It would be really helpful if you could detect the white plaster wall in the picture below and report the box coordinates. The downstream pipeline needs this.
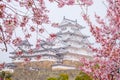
[52,65,76,70]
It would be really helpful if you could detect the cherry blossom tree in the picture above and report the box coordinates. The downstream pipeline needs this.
[0,0,58,52]
[77,0,120,79]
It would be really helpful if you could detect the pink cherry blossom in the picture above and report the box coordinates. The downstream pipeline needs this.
[51,23,59,27]
[30,26,35,32]
[39,28,44,33]
[36,55,41,60]
[24,58,31,62]
[12,37,22,46]
[25,34,31,38]
[0,4,5,18]
[28,49,33,54]
[66,0,75,5]
[35,44,41,49]
[49,0,54,2]
[50,33,56,39]
[80,0,93,6]
[16,51,23,55]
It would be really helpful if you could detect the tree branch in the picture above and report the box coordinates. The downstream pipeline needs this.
[0,25,7,52]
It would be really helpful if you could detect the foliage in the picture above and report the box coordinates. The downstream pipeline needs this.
[47,77,57,80]
[47,73,68,80]
[47,72,93,80]
[75,71,93,80]
[0,71,5,79]
[0,71,12,80]
[57,73,68,80]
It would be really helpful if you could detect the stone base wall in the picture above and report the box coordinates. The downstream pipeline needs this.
[12,68,80,80]
[14,60,81,70]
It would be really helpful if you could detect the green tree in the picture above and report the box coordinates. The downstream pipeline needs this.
[58,73,68,80]
[47,73,69,80]
[5,72,12,80]
[47,77,57,80]
[0,71,12,80]
[0,71,6,80]
[75,71,93,80]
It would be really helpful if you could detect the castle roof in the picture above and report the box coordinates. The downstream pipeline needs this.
[57,31,89,38]
[20,54,56,58]
[62,39,91,45]
[59,17,85,29]
[59,23,85,29]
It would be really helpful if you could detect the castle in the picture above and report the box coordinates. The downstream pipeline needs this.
[9,17,93,70]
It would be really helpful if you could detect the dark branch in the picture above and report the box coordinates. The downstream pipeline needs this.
[0,25,7,52]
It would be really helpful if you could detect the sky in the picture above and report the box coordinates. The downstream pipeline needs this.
[0,0,107,63]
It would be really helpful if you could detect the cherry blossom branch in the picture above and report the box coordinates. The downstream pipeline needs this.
[0,25,7,52]
[2,1,28,17]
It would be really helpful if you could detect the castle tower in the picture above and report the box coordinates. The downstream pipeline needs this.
[52,17,93,70]
[54,17,92,61]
